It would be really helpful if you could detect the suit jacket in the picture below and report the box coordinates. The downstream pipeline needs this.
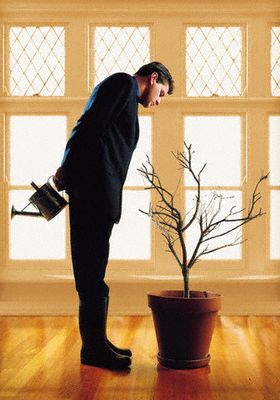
[61,73,139,223]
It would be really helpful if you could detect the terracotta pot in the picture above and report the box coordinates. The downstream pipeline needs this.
[148,290,222,369]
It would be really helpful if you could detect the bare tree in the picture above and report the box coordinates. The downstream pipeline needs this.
[138,143,268,298]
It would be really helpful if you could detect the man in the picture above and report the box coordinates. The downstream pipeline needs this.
[54,62,174,370]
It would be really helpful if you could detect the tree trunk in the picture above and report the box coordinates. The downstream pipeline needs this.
[183,267,190,298]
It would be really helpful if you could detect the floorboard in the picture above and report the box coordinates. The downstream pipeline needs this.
[0,316,279,399]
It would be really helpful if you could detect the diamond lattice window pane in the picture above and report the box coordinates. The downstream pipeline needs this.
[94,27,150,85]
[9,26,65,96]
[271,27,280,96]
[186,27,242,96]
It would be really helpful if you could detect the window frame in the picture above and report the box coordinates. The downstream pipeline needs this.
[0,5,279,283]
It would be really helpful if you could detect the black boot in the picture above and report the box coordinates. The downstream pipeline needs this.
[105,296,132,357]
[79,298,131,370]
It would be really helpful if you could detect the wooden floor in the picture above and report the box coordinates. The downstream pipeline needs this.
[0,315,279,400]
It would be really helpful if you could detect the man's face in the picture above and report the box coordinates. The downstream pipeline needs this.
[139,73,169,108]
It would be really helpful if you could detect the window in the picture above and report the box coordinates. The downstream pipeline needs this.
[186,190,242,260]
[271,27,280,96]
[9,116,66,184]
[110,116,152,260]
[8,115,67,260]
[184,116,242,260]
[9,26,65,96]
[269,116,280,259]
[93,26,152,260]
[184,116,241,186]
[93,26,150,85]
[3,21,153,272]
[1,1,279,287]
[10,190,66,259]
[186,27,243,96]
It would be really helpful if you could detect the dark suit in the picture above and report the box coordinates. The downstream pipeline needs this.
[62,72,139,223]
[61,72,139,299]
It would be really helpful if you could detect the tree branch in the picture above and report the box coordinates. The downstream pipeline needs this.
[138,144,268,295]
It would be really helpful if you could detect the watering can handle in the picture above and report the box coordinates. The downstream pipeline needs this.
[48,175,54,183]
[47,175,67,198]
[30,178,66,197]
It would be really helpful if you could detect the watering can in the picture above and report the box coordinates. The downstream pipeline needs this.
[11,178,68,221]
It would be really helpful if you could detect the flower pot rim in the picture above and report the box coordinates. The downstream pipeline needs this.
[147,290,222,300]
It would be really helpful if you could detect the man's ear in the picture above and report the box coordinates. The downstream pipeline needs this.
[150,72,158,84]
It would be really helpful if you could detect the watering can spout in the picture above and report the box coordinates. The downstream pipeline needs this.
[10,178,68,221]
[11,205,43,220]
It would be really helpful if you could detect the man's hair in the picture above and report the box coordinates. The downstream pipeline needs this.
[135,61,174,94]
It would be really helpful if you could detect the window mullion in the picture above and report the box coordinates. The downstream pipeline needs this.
[66,20,89,97]
[247,18,270,97]
[244,109,268,272]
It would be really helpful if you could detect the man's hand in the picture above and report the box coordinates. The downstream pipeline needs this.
[53,167,66,191]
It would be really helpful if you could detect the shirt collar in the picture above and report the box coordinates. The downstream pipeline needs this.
[133,76,140,98]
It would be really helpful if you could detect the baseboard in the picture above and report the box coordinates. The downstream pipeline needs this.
[0,276,279,316]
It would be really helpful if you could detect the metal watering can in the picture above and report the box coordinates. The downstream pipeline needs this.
[11,177,68,221]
